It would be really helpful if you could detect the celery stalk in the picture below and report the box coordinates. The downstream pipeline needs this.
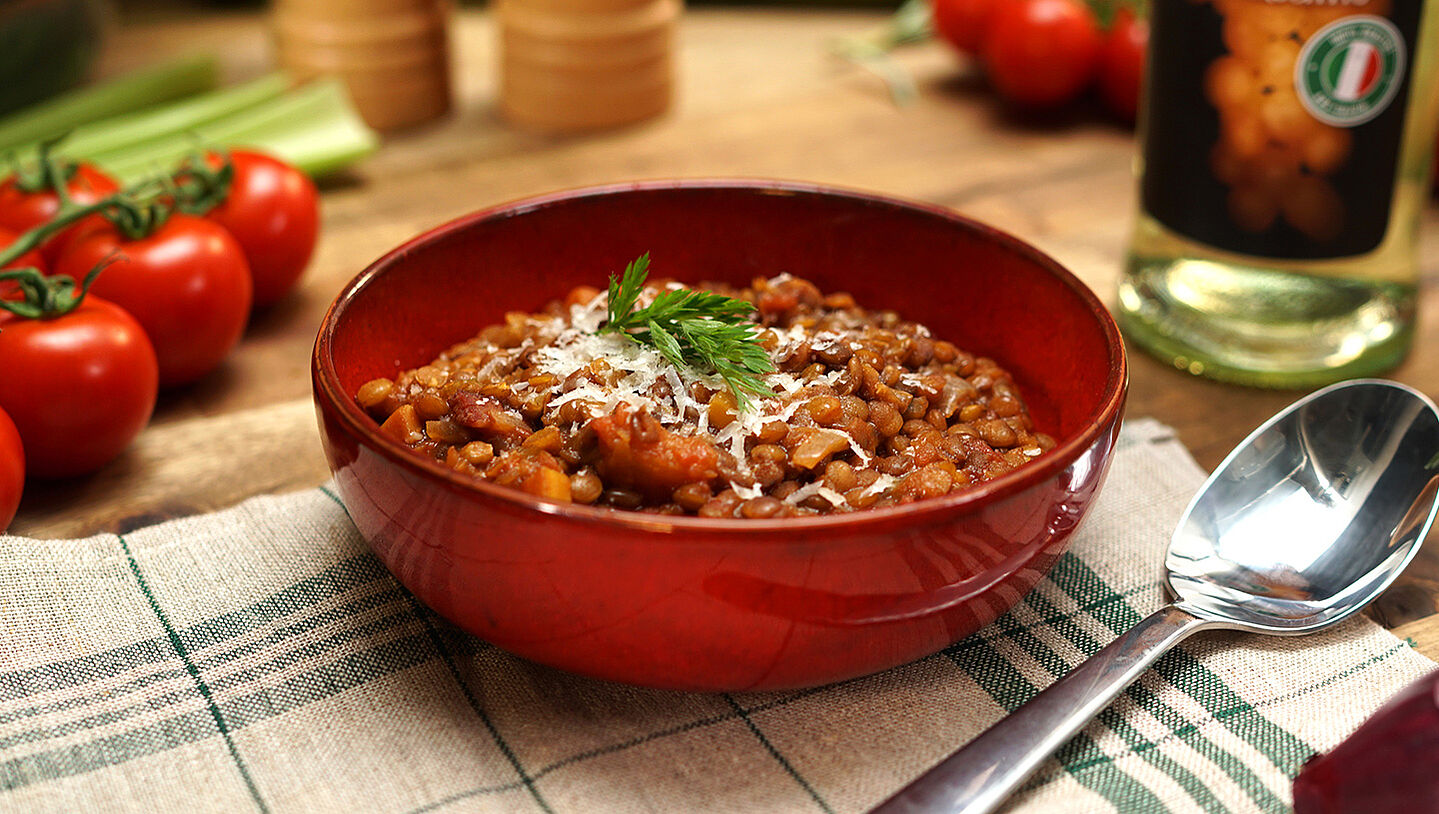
[29,73,290,163]
[0,54,218,151]
[98,79,379,183]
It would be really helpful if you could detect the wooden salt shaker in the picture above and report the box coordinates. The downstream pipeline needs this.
[272,0,452,131]
[497,0,678,132]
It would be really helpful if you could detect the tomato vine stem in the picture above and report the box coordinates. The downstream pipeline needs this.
[0,141,233,319]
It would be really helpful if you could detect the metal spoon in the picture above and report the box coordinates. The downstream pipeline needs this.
[872,378,1439,814]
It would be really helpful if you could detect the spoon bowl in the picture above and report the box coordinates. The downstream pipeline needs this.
[1170,380,1439,633]
[875,379,1439,814]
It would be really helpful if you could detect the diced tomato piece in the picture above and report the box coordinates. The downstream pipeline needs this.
[590,404,720,498]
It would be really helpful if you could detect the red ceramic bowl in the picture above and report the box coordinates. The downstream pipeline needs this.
[312,180,1127,691]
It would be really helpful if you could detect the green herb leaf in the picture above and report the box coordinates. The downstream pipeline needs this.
[606,252,649,329]
[600,253,777,411]
[646,318,686,370]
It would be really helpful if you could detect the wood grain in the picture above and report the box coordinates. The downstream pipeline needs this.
[11,7,1439,656]
[14,399,330,538]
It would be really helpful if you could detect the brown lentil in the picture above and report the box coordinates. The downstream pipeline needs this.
[823,459,858,491]
[806,395,843,426]
[357,378,394,409]
[571,470,603,503]
[414,393,449,420]
[358,274,1054,517]
[870,401,903,437]
[673,482,713,511]
[740,496,784,519]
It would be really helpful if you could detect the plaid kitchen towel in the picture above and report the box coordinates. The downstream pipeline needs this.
[0,418,1433,814]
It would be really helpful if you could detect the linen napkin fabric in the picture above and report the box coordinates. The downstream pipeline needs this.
[0,418,1432,814]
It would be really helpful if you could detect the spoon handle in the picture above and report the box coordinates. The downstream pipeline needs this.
[870,604,1217,814]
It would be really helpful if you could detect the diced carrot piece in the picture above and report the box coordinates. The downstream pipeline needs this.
[380,404,423,444]
[524,467,573,502]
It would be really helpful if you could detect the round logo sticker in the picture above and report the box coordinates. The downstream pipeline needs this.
[1295,15,1406,127]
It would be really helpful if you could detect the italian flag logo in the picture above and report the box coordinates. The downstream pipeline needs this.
[1332,41,1383,102]
[1297,15,1405,127]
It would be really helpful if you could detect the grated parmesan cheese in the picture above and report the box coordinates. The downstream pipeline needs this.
[783,481,849,509]
[377,271,1048,518]
[732,482,764,501]
[860,473,899,498]
[525,284,888,499]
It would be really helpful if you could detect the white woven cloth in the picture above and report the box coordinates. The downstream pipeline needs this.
[0,418,1431,813]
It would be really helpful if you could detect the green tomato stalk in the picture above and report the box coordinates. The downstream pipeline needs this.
[0,142,233,319]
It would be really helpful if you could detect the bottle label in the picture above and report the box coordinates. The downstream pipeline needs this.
[1140,0,1423,259]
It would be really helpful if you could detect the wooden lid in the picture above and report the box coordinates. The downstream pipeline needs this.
[504,0,660,15]
[273,0,445,18]
[271,0,452,130]
[273,7,446,47]
[281,63,451,130]
[496,0,678,42]
[500,18,670,70]
[277,35,449,71]
[499,53,670,131]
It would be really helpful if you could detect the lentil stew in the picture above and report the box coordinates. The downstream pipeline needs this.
[356,274,1055,518]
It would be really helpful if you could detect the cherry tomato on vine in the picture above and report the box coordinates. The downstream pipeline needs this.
[0,227,46,273]
[0,297,158,479]
[0,228,45,302]
[1099,7,1148,124]
[0,406,22,531]
[0,163,118,264]
[982,0,1102,108]
[56,214,253,387]
[932,0,997,57]
[200,149,319,309]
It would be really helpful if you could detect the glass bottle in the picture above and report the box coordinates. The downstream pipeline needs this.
[1119,0,1439,388]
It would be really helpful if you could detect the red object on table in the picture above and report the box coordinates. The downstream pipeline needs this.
[0,163,117,264]
[0,405,22,531]
[1098,8,1148,124]
[982,0,1101,108]
[0,225,47,273]
[933,0,996,57]
[0,296,157,479]
[57,214,252,387]
[312,181,1128,691]
[203,149,319,309]
[1293,669,1439,813]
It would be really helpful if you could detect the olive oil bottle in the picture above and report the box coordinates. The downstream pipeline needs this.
[1119,0,1439,387]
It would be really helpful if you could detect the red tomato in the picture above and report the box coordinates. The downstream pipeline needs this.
[56,214,253,387]
[982,0,1102,108]
[204,150,319,309]
[0,226,45,276]
[1099,8,1148,124]
[0,297,158,479]
[0,164,118,264]
[933,0,997,57]
[0,228,45,302]
[0,405,22,531]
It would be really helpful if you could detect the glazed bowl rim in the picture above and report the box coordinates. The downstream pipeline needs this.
[312,178,1128,535]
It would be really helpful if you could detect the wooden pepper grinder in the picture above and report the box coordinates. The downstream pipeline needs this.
[272,0,452,132]
[497,0,678,132]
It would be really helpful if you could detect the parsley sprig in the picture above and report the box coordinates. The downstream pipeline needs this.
[600,253,776,411]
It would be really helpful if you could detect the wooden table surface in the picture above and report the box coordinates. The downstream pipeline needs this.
[12,7,1439,655]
